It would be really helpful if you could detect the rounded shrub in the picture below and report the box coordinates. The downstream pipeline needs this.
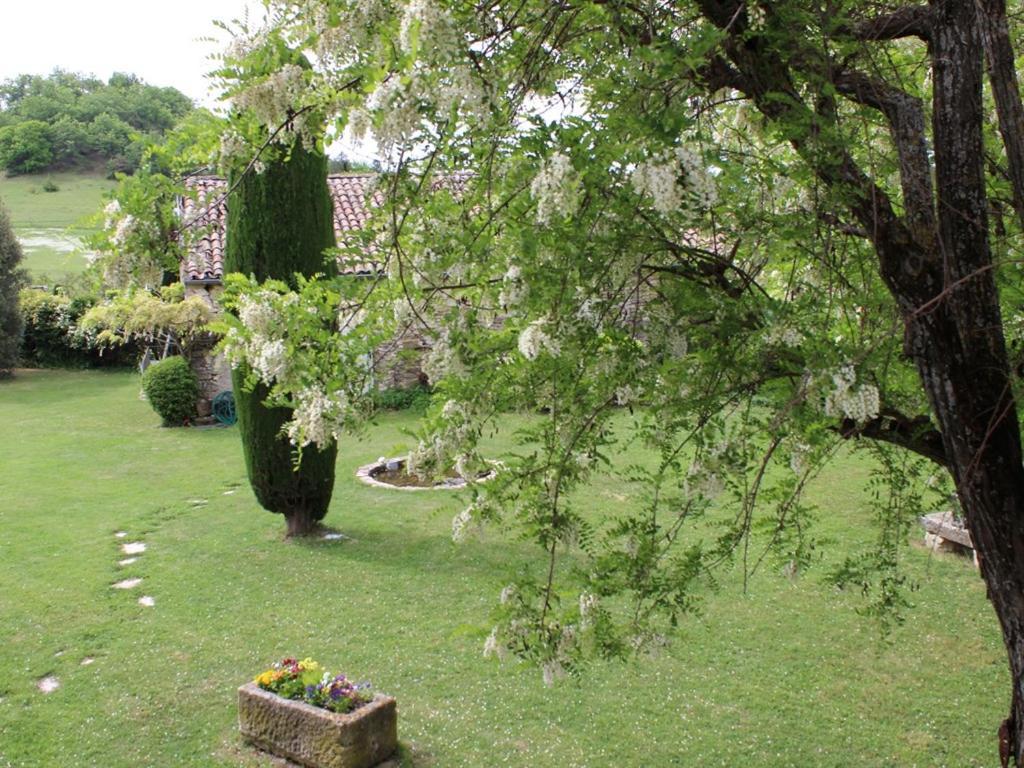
[142,356,198,427]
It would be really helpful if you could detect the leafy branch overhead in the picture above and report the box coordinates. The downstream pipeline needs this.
[202,1,1024,763]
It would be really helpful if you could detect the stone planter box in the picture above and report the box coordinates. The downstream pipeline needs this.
[238,683,397,768]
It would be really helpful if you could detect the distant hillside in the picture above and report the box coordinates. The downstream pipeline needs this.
[0,70,193,177]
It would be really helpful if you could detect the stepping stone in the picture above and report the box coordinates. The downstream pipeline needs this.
[80,657,95,666]
[37,676,59,694]
[223,490,236,495]
[114,531,127,538]
[138,596,155,607]
[118,557,137,567]
[188,499,208,506]
[322,533,348,541]
[121,542,146,555]
[112,578,142,590]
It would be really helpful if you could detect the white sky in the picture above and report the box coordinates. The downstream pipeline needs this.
[1,1,259,109]
[1,2,383,163]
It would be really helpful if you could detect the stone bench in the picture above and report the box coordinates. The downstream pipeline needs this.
[920,510,977,565]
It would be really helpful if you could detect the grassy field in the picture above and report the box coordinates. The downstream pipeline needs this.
[0,369,1008,767]
[0,172,115,282]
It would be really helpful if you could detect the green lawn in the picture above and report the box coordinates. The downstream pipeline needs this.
[0,369,1008,767]
[0,172,115,282]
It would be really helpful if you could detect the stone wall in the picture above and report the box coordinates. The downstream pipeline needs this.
[371,325,430,391]
[184,283,233,415]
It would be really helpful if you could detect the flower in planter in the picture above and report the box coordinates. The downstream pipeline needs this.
[254,657,371,714]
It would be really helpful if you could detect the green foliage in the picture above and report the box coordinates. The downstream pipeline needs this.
[225,146,336,284]
[0,71,193,175]
[211,1,969,673]
[18,288,130,368]
[0,121,54,174]
[86,110,227,290]
[0,202,25,375]
[78,285,215,352]
[41,179,58,193]
[141,355,198,426]
[372,383,432,413]
[225,139,339,530]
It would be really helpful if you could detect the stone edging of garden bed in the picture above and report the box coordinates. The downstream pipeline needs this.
[355,456,496,492]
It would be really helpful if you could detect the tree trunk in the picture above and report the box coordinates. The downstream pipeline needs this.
[977,0,1024,230]
[694,0,1024,761]
[911,3,1024,764]
[285,508,320,538]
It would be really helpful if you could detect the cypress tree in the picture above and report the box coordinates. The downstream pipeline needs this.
[225,144,338,535]
[0,202,25,377]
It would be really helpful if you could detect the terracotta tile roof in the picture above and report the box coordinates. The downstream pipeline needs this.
[181,173,395,282]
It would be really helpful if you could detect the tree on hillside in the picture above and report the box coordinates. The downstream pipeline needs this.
[0,70,193,175]
[0,202,25,376]
[0,120,53,174]
[210,2,1024,762]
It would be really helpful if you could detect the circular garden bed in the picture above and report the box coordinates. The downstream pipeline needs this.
[356,456,495,491]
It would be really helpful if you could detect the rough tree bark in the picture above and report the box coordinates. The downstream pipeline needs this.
[916,5,1024,761]
[693,0,1024,762]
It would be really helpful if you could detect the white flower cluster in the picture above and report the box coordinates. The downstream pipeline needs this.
[631,146,717,214]
[223,292,294,385]
[575,295,602,330]
[615,384,638,406]
[765,323,803,348]
[365,76,425,153]
[482,626,507,659]
[359,70,483,155]
[747,2,767,31]
[310,0,384,68]
[530,153,580,225]
[435,64,486,117]
[399,0,460,60]
[517,319,560,360]
[285,385,347,449]
[407,434,446,477]
[822,365,880,423]
[232,64,309,141]
[225,24,267,62]
[218,130,248,166]
[789,442,810,476]
[423,331,464,382]
[451,503,476,543]
[237,293,280,338]
[253,338,289,382]
[499,264,527,310]
[111,214,137,247]
[103,199,121,228]
[579,591,598,629]
[687,458,724,500]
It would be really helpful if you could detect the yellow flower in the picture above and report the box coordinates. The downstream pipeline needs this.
[255,670,276,687]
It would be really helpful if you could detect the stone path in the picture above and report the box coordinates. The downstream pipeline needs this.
[112,533,153,606]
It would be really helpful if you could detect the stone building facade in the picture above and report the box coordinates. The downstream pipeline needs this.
[179,174,431,412]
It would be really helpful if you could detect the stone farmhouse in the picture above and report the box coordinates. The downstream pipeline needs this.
[178,174,430,415]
